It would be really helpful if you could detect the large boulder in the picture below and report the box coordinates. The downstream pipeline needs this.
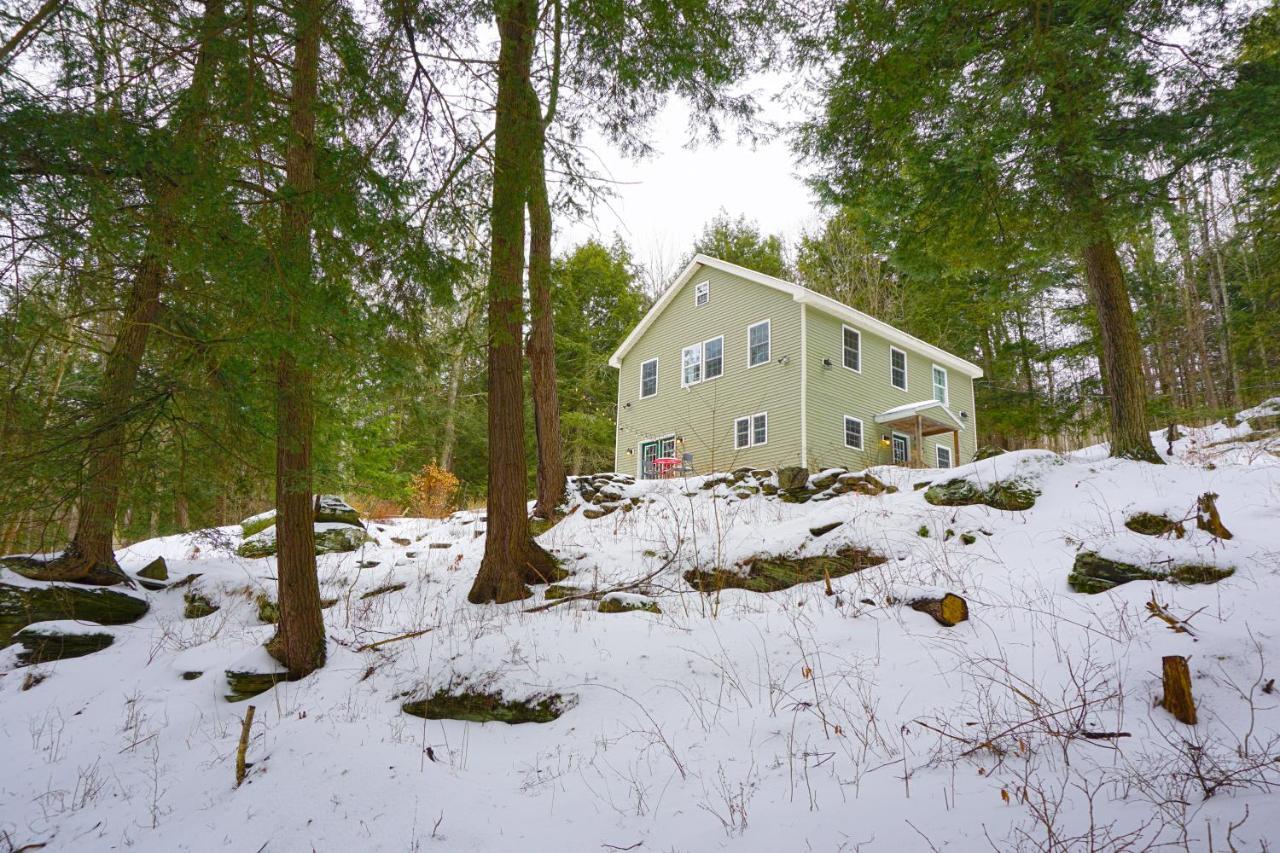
[236,522,371,558]
[13,625,115,666]
[315,495,362,527]
[1067,552,1234,594]
[924,478,1037,511]
[777,466,810,491]
[239,509,277,538]
[0,581,149,647]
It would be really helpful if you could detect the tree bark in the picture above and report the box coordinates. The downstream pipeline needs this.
[527,140,566,520]
[41,0,226,584]
[1172,192,1219,410]
[468,0,558,605]
[267,0,326,677]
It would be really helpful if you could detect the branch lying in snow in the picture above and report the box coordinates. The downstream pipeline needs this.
[356,627,436,652]
[523,556,678,613]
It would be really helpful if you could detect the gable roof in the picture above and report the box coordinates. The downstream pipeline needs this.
[874,400,967,431]
[608,255,984,379]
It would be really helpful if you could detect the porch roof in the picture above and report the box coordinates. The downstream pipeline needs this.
[874,400,966,436]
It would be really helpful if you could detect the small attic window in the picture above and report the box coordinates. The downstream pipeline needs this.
[694,280,710,307]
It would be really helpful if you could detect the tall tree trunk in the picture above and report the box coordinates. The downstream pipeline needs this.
[468,0,558,605]
[527,144,565,520]
[1172,192,1219,410]
[1076,228,1161,462]
[439,298,474,473]
[41,0,226,584]
[1199,177,1241,408]
[268,0,325,677]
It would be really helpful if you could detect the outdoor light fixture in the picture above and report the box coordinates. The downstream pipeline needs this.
[822,358,833,368]
[777,355,790,365]
[626,448,634,456]
[960,411,968,419]
[623,402,632,409]
[881,435,891,446]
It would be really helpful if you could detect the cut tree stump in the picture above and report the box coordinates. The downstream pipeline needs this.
[908,593,969,627]
[1195,493,1232,540]
[1161,655,1197,724]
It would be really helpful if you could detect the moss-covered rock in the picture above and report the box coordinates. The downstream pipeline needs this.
[544,584,594,601]
[13,627,115,665]
[0,582,149,647]
[960,532,977,545]
[833,472,893,496]
[777,466,810,491]
[924,478,1038,511]
[597,595,660,614]
[779,488,817,504]
[1067,551,1235,594]
[402,689,570,724]
[183,591,219,619]
[239,509,276,538]
[237,523,372,558]
[315,495,362,526]
[974,445,1006,460]
[685,547,887,594]
[225,670,290,702]
[810,471,842,491]
[137,557,168,582]
[1125,512,1184,537]
[255,594,279,624]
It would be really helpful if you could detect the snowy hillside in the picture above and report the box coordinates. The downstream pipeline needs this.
[4,404,1280,851]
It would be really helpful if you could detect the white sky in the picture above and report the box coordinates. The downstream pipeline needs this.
[559,92,823,279]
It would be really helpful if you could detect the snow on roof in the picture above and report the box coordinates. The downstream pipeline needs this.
[874,399,966,429]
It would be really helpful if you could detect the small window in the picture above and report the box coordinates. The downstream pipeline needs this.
[752,412,768,446]
[936,445,953,469]
[890,347,907,391]
[748,320,770,367]
[843,416,864,450]
[694,280,710,307]
[681,344,702,386]
[703,337,724,380]
[734,416,750,449]
[640,358,658,398]
[842,325,861,372]
[932,365,948,404]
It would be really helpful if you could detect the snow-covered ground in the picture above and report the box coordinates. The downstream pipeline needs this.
[4,405,1280,851]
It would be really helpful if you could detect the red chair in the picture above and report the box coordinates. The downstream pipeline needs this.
[652,457,680,479]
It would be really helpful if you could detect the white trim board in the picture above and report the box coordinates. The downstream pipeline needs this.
[608,254,984,379]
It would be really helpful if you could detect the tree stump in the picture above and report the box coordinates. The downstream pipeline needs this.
[1161,655,1197,724]
[1195,493,1232,540]
[908,593,969,626]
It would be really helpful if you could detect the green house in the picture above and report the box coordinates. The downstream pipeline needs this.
[609,255,984,477]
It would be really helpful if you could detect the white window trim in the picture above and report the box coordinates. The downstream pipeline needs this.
[841,324,862,373]
[751,411,768,446]
[639,357,658,399]
[703,335,724,381]
[747,319,771,369]
[694,279,710,307]
[680,344,702,388]
[734,416,751,449]
[637,434,676,478]
[931,363,949,405]
[936,444,953,469]
[843,415,864,450]
[891,431,910,464]
[890,346,908,391]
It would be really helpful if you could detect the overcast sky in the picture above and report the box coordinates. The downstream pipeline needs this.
[560,88,823,281]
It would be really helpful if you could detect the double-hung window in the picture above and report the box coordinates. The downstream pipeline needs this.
[842,325,861,372]
[682,337,723,386]
[681,344,702,386]
[890,347,907,391]
[932,365,948,404]
[734,412,768,449]
[703,336,724,380]
[936,445,953,469]
[748,320,770,367]
[640,358,658,398]
[694,280,710,307]
[843,416,864,450]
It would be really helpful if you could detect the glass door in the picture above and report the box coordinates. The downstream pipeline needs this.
[892,433,909,465]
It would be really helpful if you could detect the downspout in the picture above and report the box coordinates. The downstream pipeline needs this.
[800,302,808,467]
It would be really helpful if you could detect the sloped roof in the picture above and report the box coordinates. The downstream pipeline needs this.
[607,255,984,378]
[874,400,967,431]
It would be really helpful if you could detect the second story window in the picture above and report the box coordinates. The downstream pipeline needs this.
[748,320,771,367]
[890,347,907,390]
[694,280,710,307]
[640,358,658,398]
[704,336,723,380]
[932,365,948,404]
[681,344,702,386]
[842,325,861,371]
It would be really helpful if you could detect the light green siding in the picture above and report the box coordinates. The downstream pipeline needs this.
[613,261,979,476]
[803,308,977,470]
[614,265,804,475]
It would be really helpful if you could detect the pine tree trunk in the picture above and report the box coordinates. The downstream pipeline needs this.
[1172,194,1219,410]
[1199,178,1241,408]
[468,0,558,605]
[42,0,225,584]
[268,0,325,677]
[1077,231,1161,463]
[527,139,566,521]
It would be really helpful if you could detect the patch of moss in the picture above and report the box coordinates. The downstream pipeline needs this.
[598,596,660,614]
[960,532,977,545]
[685,547,887,594]
[183,592,219,619]
[238,510,276,538]
[1067,551,1235,594]
[402,689,569,724]
[924,478,1038,511]
[13,628,115,665]
[545,584,594,601]
[528,516,560,537]
[0,582,149,647]
[1125,512,1184,537]
[225,670,290,702]
[255,594,279,624]
[917,525,930,538]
